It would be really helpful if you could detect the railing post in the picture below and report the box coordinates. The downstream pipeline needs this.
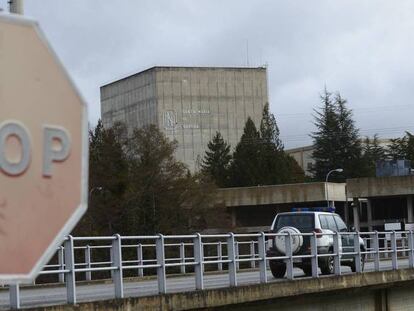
[285,232,293,280]
[373,231,380,271]
[250,241,256,269]
[391,231,398,270]
[258,232,267,283]
[156,234,166,294]
[217,242,223,271]
[409,231,414,269]
[235,241,239,271]
[353,232,362,273]
[227,233,237,286]
[64,236,76,304]
[310,233,318,278]
[112,234,124,298]
[333,232,341,275]
[9,284,20,309]
[137,243,144,277]
[193,233,204,290]
[85,245,91,281]
[58,246,65,283]
[180,242,186,274]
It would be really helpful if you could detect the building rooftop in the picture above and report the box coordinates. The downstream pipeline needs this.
[101,65,267,88]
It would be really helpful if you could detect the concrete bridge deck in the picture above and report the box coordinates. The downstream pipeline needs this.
[1,259,412,310]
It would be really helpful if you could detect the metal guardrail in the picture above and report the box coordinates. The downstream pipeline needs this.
[6,231,414,308]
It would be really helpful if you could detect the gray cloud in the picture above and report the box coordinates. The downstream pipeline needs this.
[3,0,413,148]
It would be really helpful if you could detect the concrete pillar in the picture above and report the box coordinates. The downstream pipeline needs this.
[344,201,349,225]
[407,195,413,223]
[353,198,360,231]
[367,199,373,232]
[230,208,237,229]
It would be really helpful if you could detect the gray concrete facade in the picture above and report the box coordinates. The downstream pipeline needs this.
[101,66,268,171]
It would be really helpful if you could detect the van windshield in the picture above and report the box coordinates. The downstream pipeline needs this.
[275,214,314,232]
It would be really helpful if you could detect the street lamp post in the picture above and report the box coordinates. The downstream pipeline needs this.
[325,168,343,209]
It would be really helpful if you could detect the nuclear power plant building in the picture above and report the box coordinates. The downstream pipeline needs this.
[100,66,269,170]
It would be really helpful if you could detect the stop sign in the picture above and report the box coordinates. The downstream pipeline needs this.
[0,15,88,283]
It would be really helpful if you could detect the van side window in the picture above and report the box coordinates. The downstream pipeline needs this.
[326,215,338,231]
[334,215,347,232]
[319,215,329,229]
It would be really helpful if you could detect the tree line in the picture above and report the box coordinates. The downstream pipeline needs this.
[74,122,218,237]
[201,103,305,187]
[310,89,414,181]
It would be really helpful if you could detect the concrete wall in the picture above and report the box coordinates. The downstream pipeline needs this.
[101,69,158,133]
[216,182,346,207]
[347,175,414,198]
[22,269,414,311]
[101,66,268,171]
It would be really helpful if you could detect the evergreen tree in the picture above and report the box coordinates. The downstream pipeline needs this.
[335,93,365,178]
[260,103,283,151]
[387,132,414,163]
[230,117,262,186]
[74,120,128,236]
[387,137,407,160]
[405,132,414,163]
[258,103,296,184]
[229,106,305,187]
[311,89,364,181]
[201,132,232,187]
[361,134,386,177]
[311,89,341,180]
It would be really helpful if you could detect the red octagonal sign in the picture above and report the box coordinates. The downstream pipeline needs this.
[0,15,88,283]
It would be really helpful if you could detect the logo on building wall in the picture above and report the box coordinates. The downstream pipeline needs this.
[163,110,177,130]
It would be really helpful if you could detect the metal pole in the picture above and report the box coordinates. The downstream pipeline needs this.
[64,236,76,304]
[9,0,24,14]
[137,244,144,277]
[58,246,65,283]
[111,234,124,298]
[227,233,237,287]
[333,232,341,276]
[258,232,267,283]
[193,233,204,290]
[156,234,166,294]
[310,233,318,278]
[250,241,256,269]
[180,242,186,274]
[85,246,91,281]
[284,232,293,280]
[217,242,223,271]
[9,285,20,309]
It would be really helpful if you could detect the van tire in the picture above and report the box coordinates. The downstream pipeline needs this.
[269,260,286,278]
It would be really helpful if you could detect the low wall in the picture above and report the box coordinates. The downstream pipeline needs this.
[347,175,414,198]
[24,269,414,311]
[216,182,346,207]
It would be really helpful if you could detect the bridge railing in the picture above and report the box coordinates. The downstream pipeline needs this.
[7,231,414,308]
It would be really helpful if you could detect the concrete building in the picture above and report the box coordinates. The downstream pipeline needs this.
[101,66,268,170]
[285,145,315,176]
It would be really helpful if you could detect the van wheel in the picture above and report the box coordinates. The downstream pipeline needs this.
[269,260,286,278]
[351,253,366,272]
[302,265,312,276]
[320,256,334,275]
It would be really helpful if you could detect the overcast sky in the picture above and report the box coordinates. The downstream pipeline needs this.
[3,1,414,148]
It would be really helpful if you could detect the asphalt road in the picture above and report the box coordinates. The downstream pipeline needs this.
[0,258,409,309]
